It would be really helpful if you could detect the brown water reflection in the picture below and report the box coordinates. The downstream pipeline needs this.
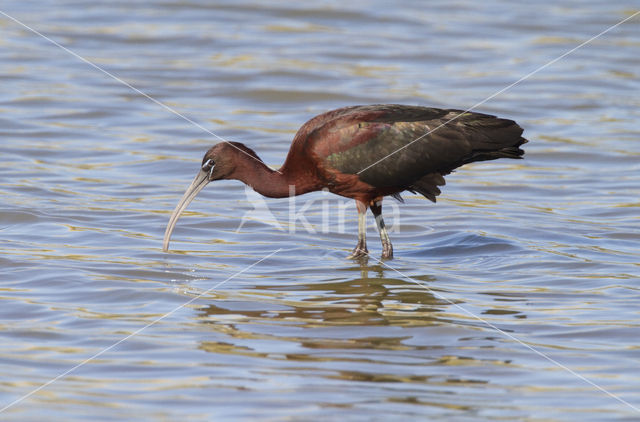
[198,273,443,327]
[190,270,525,416]
[1,0,639,420]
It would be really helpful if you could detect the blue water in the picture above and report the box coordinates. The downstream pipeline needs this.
[1,1,639,420]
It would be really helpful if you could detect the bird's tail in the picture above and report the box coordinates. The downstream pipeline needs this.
[459,116,527,165]
[465,136,527,164]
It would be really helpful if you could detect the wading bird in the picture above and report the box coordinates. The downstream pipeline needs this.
[163,104,527,259]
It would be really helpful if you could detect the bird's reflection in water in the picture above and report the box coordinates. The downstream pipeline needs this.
[195,264,451,332]
[194,268,496,394]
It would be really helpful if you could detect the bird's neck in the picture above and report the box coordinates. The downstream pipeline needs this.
[234,157,316,199]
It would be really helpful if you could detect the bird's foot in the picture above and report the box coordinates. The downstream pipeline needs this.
[347,247,369,260]
[381,242,393,260]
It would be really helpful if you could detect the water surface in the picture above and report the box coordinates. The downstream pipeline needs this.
[1,1,639,420]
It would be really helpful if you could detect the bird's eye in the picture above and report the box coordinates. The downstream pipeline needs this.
[202,158,214,170]
[202,158,215,179]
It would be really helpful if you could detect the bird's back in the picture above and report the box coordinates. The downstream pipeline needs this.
[281,104,527,201]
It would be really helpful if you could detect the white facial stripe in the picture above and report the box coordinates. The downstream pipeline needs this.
[202,159,213,169]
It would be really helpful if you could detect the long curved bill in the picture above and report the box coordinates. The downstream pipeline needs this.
[162,170,210,251]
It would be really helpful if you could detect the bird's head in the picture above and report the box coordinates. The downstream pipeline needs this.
[162,142,260,251]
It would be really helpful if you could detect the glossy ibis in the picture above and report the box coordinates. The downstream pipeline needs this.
[163,104,527,259]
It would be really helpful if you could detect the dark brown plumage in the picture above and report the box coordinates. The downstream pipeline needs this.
[163,104,527,259]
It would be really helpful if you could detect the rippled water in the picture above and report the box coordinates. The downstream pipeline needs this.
[1,1,639,420]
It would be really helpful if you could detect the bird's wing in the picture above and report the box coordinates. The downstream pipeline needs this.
[309,106,525,201]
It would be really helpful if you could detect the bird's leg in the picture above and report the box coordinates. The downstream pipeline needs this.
[348,200,368,259]
[370,200,393,260]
